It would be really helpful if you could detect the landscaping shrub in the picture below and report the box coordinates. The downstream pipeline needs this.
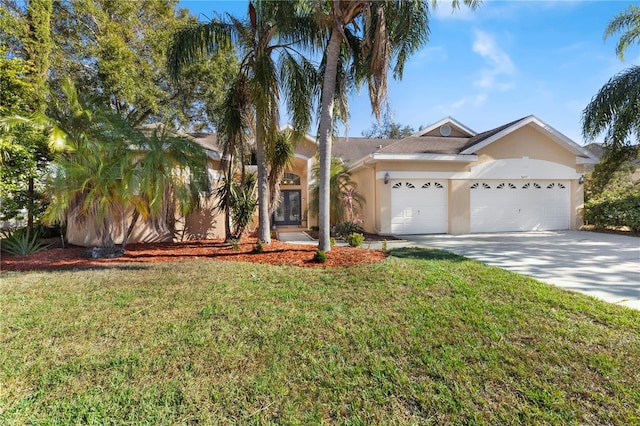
[253,239,264,253]
[1,228,50,255]
[584,193,640,231]
[346,232,365,247]
[332,221,364,238]
[313,249,327,263]
[330,237,336,248]
[230,239,240,251]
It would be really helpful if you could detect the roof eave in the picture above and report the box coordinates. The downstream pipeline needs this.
[371,153,479,162]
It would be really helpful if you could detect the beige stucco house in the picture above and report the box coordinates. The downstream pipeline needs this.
[66,115,598,246]
[333,115,598,235]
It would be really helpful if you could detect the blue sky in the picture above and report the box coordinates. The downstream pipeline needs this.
[178,0,639,145]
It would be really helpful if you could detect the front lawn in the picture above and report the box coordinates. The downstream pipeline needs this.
[1,248,638,424]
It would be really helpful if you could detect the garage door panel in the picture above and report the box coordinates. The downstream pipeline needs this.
[391,180,448,234]
[471,180,569,233]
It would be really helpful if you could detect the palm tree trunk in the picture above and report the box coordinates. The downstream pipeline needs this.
[317,27,342,252]
[255,123,271,244]
[121,209,140,250]
[224,160,233,242]
[100,216,115,248]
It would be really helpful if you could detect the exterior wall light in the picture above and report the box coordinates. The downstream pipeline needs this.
[384,172,390,184]
[578,174,585,185]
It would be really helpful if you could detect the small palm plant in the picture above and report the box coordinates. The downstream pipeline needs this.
[311,158,364,226]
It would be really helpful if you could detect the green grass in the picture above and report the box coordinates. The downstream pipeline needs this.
[1,248,639,424]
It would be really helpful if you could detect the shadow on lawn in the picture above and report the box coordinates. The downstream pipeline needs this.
[390,247,467,262]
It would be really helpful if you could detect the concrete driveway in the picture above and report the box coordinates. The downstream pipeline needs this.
[398,231,640,310]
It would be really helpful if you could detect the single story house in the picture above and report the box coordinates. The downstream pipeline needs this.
[66,115,598,246]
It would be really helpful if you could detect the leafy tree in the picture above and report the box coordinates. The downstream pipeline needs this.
[168,1,315,244]
[309,0,479,251]
[586,146,639,201]
[362,108,415,138]
[311,158,364,226]
[0,1,53,230]
[1,0,236,129]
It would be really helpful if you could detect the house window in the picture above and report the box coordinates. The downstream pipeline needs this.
[281,173,300,185]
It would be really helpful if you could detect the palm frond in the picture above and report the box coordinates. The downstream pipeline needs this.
[582,65,640,146]
[605,4,640,60]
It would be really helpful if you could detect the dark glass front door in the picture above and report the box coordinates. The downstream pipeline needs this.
[274,190,301,226]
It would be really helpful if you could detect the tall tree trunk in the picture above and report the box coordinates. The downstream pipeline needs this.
[121,209,140,250]
[255,123,271,243]
[317,27,342,252]
[224,160,233,242]
[27,177,34,238]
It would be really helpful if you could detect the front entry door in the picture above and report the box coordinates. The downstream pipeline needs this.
[274,190,301,226]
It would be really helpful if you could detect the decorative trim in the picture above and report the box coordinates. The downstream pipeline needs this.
[412,116,477,137]
[371,153,478,162]
[376,159,581,181]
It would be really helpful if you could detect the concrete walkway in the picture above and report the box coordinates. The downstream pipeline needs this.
[400,231,640,311]
[277,230,640,310]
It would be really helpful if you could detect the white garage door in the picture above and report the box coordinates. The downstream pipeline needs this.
[471,180,570,233]
[391,180,448,234]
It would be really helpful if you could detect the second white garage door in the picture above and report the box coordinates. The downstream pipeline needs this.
[470,180,570,233]
[391,180,448,234]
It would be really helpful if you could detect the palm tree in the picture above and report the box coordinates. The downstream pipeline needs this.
[213,74,253,241]
[167,1,315,244]
[310,158,364,226]
[5,79,210,250]
[582,5,640,151]
[268,129,297,216]
[309,0,479,251]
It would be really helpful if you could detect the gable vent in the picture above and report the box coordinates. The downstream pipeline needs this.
[439,124,452,137]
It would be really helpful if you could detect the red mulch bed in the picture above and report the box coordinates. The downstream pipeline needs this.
[0,237,387,273]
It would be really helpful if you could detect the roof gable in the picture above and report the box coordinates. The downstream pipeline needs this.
[460,115,597,161]
[414,117,476,138]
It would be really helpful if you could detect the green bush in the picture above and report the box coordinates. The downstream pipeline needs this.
[230,239,240,251]
[1,228,50,255]
[253,239,264,253]
[346,232,365,247]
[584,193,640,231]
[382,239,388,252]
[313,249,327,263]
[330,237,336,248]
[332,221,364,238]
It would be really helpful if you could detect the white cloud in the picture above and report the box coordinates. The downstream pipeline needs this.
[437,93,488,114]
[472,29,515,91]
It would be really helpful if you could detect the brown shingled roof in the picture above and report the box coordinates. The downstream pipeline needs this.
[332,137,398,163]
[189,132,220,153]
[377,136,470,155]
[461,116,531,151]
